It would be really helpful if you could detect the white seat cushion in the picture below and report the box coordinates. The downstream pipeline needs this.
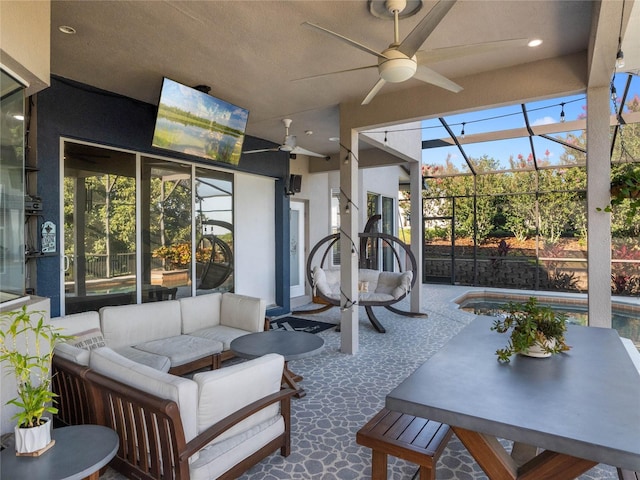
[187,325,250,350]
[113,346,171,372]
[134,335,222,367]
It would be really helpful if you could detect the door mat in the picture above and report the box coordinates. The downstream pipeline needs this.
[269,316,336,333]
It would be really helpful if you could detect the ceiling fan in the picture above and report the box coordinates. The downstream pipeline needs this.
[301,0,527,105]
[243,118,328,159]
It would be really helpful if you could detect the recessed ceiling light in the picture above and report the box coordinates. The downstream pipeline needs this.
[305,130,313,135]
[329,137,339,142]
[13,114,24,121]
[528,39,543,48]
[58,25,76,35]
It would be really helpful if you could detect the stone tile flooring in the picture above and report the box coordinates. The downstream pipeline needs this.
[100,284,620,479]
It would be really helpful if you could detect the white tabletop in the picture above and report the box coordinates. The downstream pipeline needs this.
[386,316,640,471]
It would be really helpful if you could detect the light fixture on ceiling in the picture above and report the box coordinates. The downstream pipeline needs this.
[13,114,25,121]
[58,25,76,34]
[460,122,466,139]
[560,103,565,123]
[329,137,339,142]
[527,38,543,48]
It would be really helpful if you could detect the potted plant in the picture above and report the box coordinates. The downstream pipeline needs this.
[598,162,640,222]
[0,305,70,454]
[490,297,571,363]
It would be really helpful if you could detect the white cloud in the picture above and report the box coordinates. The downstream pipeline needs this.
[531,116,556,126]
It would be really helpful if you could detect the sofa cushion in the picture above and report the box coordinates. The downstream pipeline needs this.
[134,335,222,368]
[99,301,182,348]
[377,270,412,299]
[53,342,91,366]
[113,346,171,372]
[179,293,222,334]
[187,325,250,351]
[89,347,199,442]
[193,353,283,440]
[189,416,284,480]
[220,293,266,332]
[53,310,101,336]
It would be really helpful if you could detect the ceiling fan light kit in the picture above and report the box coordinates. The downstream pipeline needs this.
[243,118,328,159]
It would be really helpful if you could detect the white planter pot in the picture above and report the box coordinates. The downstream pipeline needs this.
[14,418,52,454]
[521,338,556,358]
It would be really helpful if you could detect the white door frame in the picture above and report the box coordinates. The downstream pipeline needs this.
[289,200,306,298]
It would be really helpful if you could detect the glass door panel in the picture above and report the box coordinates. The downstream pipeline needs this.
[64,142,137,314]
[194,168,233,294]
[142,157,192,301]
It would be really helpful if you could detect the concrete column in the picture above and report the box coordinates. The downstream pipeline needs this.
[339,124,359,354]
[586,86,611,328]
[409,161,422,313]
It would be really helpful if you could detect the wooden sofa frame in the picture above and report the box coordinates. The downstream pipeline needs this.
[52,355,295,480]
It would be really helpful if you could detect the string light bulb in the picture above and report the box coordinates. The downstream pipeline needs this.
[611,83,618,102]
[616,49,625,69]
[460,122,466,139]
[384,131,388,143]
[560,103,565,123]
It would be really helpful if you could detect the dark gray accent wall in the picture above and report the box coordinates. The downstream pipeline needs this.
[34,76,290,317]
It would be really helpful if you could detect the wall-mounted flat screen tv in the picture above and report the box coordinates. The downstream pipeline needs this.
[152,77,249,166]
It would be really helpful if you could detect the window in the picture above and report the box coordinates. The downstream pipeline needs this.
[0,70,26,303]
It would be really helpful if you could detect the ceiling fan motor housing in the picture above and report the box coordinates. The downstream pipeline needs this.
[378,49,417,82]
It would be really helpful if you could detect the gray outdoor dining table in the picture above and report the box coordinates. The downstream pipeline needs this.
[386,316,640,479]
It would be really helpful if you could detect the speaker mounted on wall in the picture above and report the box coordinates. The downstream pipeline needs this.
[286,174,302,196]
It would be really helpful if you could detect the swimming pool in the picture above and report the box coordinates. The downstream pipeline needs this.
[456,291,640,349]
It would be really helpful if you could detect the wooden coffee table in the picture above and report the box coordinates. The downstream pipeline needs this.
[230,330,324,398]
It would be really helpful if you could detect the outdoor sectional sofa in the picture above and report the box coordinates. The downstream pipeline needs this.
[54,291,266,374]
[51,291,295,480]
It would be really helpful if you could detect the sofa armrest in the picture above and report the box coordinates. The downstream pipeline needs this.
[180,387,295,463]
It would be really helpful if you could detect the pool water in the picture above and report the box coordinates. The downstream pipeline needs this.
[458,296,640,349]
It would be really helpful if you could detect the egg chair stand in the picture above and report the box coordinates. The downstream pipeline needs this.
[295,217,426,333]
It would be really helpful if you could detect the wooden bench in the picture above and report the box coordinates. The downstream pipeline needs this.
[618,468,640,480]
[356,408,452,480]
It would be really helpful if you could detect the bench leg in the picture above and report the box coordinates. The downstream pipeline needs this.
[371,450,388,480]
[418,464,435,480]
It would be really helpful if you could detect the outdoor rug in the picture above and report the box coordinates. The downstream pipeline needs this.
[269,316,336,333]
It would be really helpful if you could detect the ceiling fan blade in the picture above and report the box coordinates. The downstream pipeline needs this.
[416,38,529,64]
[398,0,457,57]
[292,64,378,82]
[243,148,280,155]
[290,146,327,158]
[413,64,463,93]
[302,22,389,60]
[361,78,387,105]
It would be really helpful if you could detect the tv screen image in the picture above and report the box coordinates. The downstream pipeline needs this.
[152,78,249,166]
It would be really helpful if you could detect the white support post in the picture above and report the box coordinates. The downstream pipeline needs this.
[339,126,359,354]
[586,86,612,328]
[409,161,423,313]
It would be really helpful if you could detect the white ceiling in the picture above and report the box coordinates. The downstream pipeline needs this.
[50,0,639,158]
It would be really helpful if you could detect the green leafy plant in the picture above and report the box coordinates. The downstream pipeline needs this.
[598,163,640,223]
[0,306,71,428]
[490,297,571,363]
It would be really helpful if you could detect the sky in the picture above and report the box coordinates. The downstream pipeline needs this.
[420,72,639,174]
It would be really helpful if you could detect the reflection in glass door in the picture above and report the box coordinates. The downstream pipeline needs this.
[141,157,192,301]
[63,142,137,314]
[195,168,234,294]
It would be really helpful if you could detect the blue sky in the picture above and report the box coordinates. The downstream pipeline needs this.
[421,72,639,173]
